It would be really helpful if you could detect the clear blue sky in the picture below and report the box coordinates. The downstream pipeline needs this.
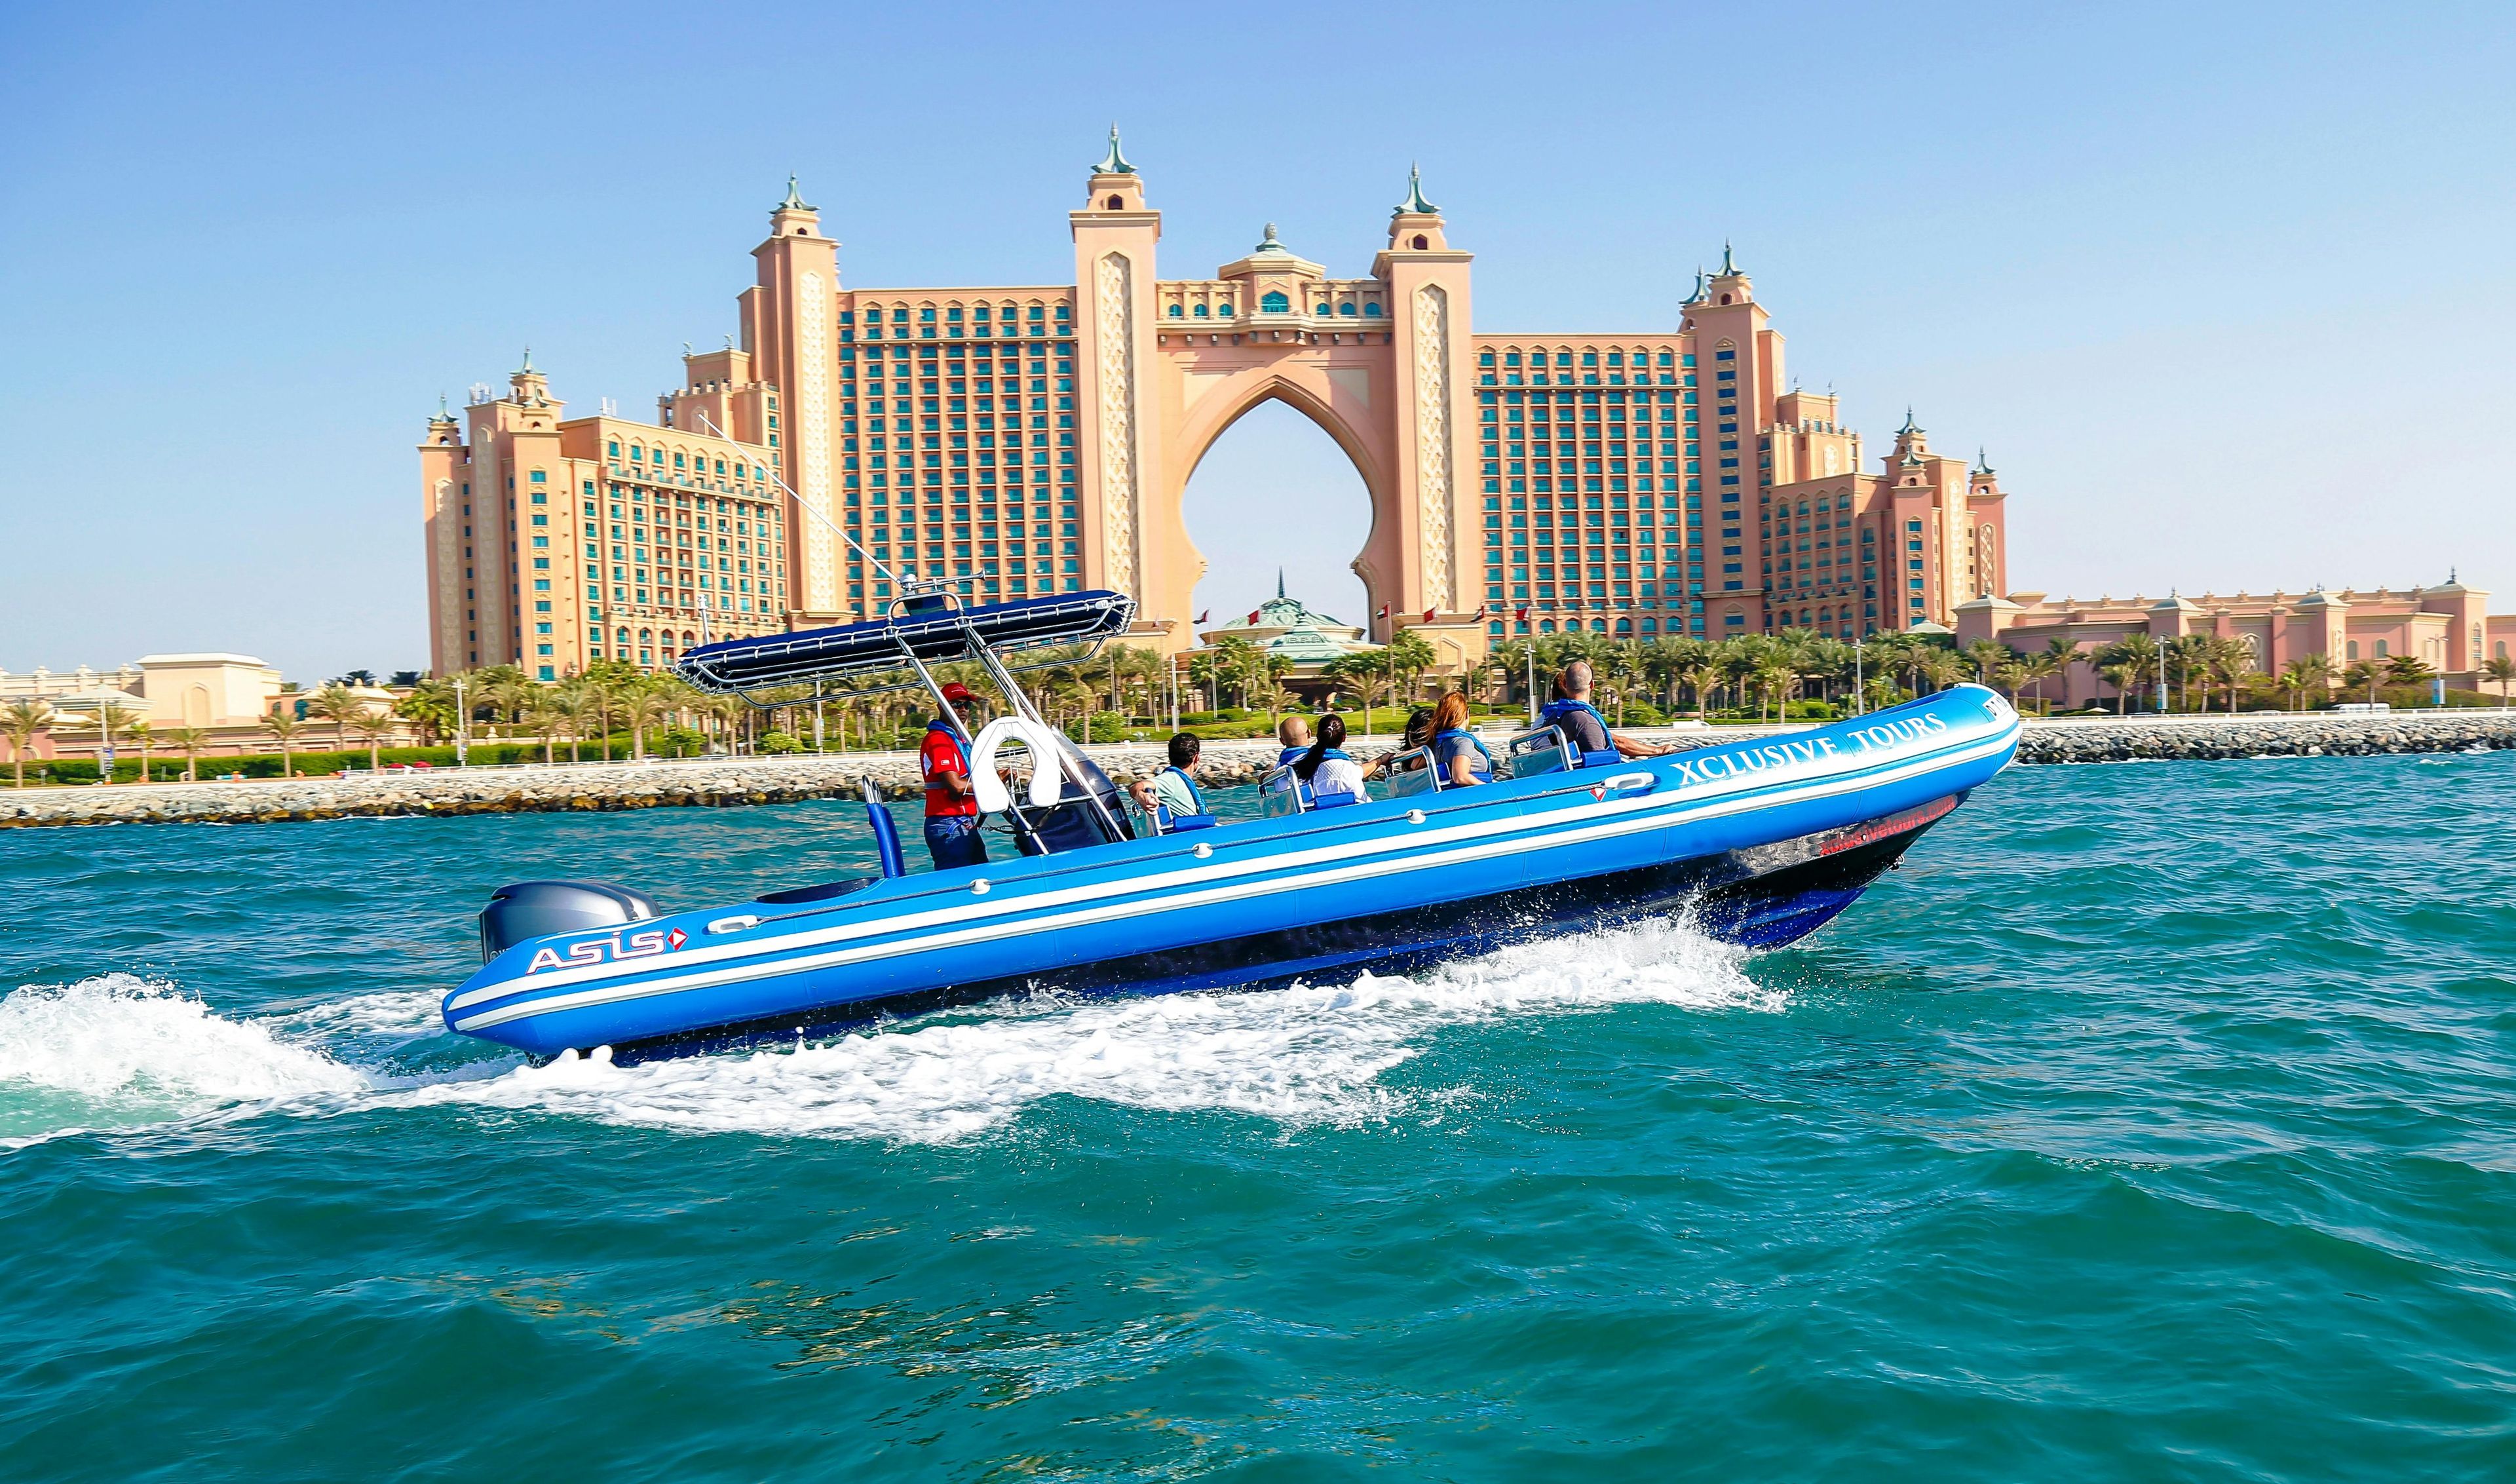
[3,1,2509,679]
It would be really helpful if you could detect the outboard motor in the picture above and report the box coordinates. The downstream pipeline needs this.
[480,880,660,963]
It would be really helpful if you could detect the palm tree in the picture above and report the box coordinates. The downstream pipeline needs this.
[1962,639,2008,687]
[2209,637,2257,713]
[1677,656,1725,719]
[3,698,52,788]
[260,711,307,777]
[307,683,370,761]
[2277,658,2317,713]
[2483,654,2516,707]
[396,674,466,746]
[2382,654,2435,694]
[1322,653,1392,736]
[2341,659,2383,705]
[166,725,210,782]
[516,695,563,763]
[621,679,674,759]
[2107,634,2163,713]
[128,720,155,784]
[2291,652,2336,710]
[350,711,397,770]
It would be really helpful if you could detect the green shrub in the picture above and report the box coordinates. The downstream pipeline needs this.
[1086,711,1128,744]
[759,730,803,754]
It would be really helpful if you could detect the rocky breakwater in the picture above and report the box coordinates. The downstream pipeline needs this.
[2014,711,2516,763]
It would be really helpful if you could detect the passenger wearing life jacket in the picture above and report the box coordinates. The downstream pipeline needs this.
[1275,714,1313,767]
[1291,713,1367,802]
[920,681,991,870]
[1430,692,1495,788]
[1126,732,1211,829]
[1540,659,1671,763]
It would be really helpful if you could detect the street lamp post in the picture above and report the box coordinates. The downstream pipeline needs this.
[453,675,469,768]
[1853,632,1865,717]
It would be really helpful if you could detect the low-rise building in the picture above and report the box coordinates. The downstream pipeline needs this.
[1956,575,2515,706]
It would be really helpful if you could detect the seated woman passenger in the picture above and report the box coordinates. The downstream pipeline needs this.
[1275,714,1314,767]
[1430,692,1495,787]
[1292,714,1367,801]
[1361,706,1437,782]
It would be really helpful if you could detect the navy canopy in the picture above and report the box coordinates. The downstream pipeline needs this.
[677,590,1136,693]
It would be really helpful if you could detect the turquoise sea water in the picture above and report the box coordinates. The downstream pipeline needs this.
[1,753,2511,1481]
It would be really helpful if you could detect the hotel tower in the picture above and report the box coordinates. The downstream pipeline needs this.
[423,133,2011,679]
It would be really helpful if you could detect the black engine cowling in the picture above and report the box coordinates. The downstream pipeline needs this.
[480,880,660,962]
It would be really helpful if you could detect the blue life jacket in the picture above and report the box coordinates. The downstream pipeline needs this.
[1153,765,1215,831]
[1538,698,1620,767]
[1433,727,1495,784]
[1277,744,1308,765]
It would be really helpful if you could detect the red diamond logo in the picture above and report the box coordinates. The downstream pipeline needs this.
[667,928,687,950]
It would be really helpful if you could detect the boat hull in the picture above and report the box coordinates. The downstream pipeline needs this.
[444,687,2021,1059]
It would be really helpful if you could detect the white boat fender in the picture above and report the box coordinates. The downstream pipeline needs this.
[708,914,762,934]
[967,717,1070,814]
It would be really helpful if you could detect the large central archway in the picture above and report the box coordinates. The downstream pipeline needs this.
[1145,355,1406,641]
[1179,397,1374,628]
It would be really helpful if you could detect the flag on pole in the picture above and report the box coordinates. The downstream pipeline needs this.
[1473,606,1488,622]
[1375,604,1390,620]
[1195,609,1209,624]
[1247,609,1261,624]
[1514,605,1531,622]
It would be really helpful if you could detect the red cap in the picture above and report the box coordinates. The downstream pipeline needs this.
[940,682,977,704]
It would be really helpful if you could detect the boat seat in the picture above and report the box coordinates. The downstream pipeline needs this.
[1257,764,1307,819]
[1384,746,1440,797]
[1577,748,1620,769]
[1311,789,1362,809]
[1506,725,1574,780]
[755,876,881,905]
[1155,809,1217,833]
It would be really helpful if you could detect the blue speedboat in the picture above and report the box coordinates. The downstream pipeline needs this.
[443,588,2020,1060]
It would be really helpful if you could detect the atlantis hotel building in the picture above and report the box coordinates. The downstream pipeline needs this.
[422,134,2010,679]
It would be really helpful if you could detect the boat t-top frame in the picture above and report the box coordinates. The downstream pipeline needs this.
[676,579,1140,845]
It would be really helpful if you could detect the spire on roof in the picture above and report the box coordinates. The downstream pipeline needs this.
[1720,239,1738,275]
[1899,406,1921,436]
[1253,221,1288,254]
[778,174,812,212]
[1975,446,1994,475]
[1095,124,1135,176]
[1398,161,1438,216]
[438,393,450,418]
[1683,267,1705,305]
[1278,567,1286,599]
[520,346,533,373]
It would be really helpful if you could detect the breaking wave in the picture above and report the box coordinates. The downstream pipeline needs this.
[2,921,1771,1149]
[392,918,1776,1145]
[0,974,370,1147]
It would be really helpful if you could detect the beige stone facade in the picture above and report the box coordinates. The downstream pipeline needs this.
[1956,577,2513,704]
[424,139,2010,673]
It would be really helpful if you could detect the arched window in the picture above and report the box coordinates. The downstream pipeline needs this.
[2498,639,2508,659]
[1339,302,1357,316]
[1538,620,1556,634]
[1411,235,1428,250]
[1106,195,1122,209]
[2374,639,2389,658]
[1260,290,1290,313]
[1167,304,1182,317]
[2346,641,2359,660]
[1363,303,1383,317]
[1193,303,1209,318]
[1719,294,1732,304]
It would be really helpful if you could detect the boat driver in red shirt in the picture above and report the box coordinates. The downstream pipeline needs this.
[921,682,992,870]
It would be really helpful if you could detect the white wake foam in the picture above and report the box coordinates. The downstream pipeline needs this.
[0,974,370,1145]
[393,918,1773,1145]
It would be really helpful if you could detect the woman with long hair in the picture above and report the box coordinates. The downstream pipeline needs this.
[1293,713,1367,801]
[1430,691,1493,788]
